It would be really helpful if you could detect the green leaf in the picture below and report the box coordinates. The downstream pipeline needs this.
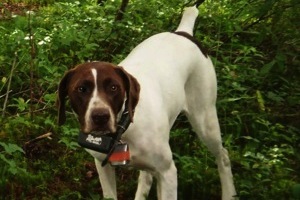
[260,60,276,75]
[59,138,80,150]
[0,142,24,155]
[291,184,300,199]
[256,90,265,111]
[241,136,260,143]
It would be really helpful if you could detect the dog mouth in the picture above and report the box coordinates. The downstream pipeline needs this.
[89,130,112,136]
[82,123,116,135]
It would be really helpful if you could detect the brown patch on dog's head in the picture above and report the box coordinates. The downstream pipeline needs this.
[57,62,140,133]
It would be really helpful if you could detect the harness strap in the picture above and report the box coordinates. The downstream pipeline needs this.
[173,31,208,58]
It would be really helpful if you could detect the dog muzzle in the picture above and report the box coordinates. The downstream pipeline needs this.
[78,101,132,167]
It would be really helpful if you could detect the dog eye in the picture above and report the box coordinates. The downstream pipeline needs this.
[111,85,118,92]
[77,86,87,93]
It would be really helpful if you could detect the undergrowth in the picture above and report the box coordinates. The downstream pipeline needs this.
[0,0,299,199]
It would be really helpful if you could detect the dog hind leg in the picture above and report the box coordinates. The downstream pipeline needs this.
[185,106,237,200]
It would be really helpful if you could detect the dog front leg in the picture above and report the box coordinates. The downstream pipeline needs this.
[134,170,153,200]
[156,160,178,200]
[94,158,117,200]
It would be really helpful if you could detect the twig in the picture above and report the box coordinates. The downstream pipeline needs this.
[25,132,53,145]
[19,106,53,115]
[2,52,18,118]
[28,8,36,120]
[0,90,12,99]
[9,89,30,98]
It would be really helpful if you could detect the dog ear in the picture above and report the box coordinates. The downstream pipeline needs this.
[116,67,140,122]
[56,70,74,126]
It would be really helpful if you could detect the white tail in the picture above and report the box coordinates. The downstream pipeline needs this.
[175,6,199,36]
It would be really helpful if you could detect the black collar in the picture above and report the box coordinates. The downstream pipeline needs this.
[101,101,132,166]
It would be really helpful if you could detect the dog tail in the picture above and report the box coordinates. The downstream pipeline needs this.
[175,6,199,36]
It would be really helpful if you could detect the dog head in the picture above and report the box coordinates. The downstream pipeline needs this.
[57,61,140,134]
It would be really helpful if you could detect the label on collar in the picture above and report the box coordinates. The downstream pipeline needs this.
[109,143,130,166]
[78,132,114,153]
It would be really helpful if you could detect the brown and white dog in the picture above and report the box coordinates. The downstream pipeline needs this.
[57,6,236,200]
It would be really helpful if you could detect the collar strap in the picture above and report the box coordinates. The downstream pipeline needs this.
[101,101,132,166]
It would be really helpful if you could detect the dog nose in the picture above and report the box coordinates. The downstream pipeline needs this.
[91,109,110,125]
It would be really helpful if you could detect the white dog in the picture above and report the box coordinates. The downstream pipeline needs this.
[58,6,236,200]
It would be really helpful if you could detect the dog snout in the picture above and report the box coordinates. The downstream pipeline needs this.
[91,109,110,125]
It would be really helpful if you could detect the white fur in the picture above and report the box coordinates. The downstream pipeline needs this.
[176,6,199,35]
[88,7,236,200]
[84,69,116,133]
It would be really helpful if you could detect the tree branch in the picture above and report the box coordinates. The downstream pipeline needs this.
[115,0,129,21]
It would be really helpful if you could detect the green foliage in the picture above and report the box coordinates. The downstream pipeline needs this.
[0,142,25,175]
[0,0,299,199]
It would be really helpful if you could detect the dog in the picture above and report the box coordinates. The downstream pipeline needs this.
[57,6,236,200]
